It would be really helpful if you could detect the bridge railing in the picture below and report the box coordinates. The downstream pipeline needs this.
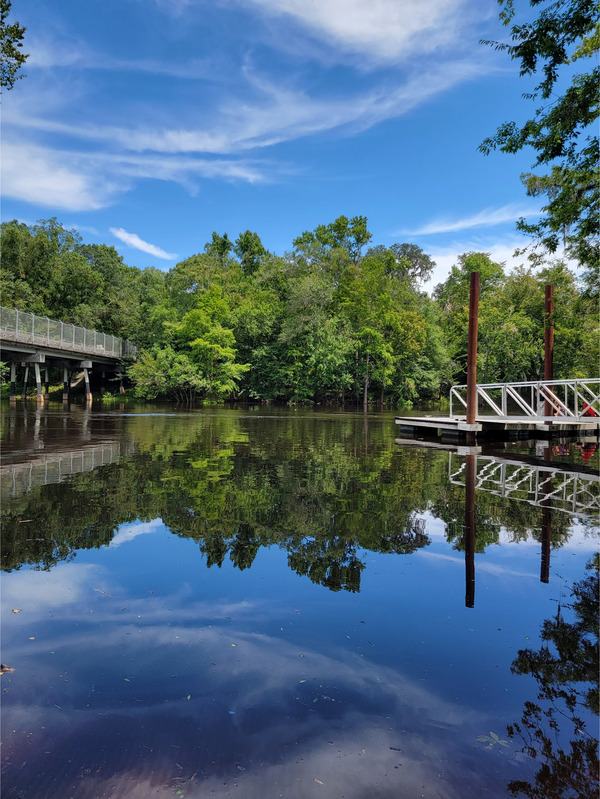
[0,307,137,359]
[450,378,600,421]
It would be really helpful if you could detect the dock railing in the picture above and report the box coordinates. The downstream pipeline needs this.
[0,307,137,360]
[448,452,599,521]
[450,378,600,421]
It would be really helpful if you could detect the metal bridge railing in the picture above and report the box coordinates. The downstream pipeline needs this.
[0,307,137,360]
[450,378,600,421]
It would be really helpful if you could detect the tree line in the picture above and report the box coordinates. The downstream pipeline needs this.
[0,215,597,405]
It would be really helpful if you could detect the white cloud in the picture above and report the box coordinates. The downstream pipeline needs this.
[1,141,117,211]
[0,137,271,212]
[248,0,470,63]
[402,203,542,236]
[420,239,529,293]
[110,228,178,260]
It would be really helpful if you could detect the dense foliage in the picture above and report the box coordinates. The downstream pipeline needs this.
[1,216,597,405]
[480,0,599,291]
[0,0,28,90]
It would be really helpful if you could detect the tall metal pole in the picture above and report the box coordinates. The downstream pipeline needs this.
[466,272,480,426]
[544,284,554,420]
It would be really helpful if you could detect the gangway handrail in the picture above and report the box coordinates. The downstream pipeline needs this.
[449,378,600,421]
[0,306,137,360]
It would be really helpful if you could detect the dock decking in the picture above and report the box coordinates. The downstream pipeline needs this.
[395,414,600,440]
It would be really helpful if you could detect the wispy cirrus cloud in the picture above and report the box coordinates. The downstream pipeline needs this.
[7,58,485,157]
[1,137,272,212]
[110,228,178,260]
[401,203,542,236]
[27,35,224,81]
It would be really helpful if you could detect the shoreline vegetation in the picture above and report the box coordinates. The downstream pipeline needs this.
[1,216,598,408]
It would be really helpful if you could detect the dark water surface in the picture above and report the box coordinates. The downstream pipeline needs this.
[1,403,598,799]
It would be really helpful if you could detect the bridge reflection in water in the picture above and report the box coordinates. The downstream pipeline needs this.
[0,441,135,502]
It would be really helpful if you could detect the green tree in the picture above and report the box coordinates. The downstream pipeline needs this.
[234,230,266,276]
[480,0,599,287]
[205,231,233,264]
[293,215,372,264]
[366,242,436,285]
[129,287,249,403]
[0,0,28,90]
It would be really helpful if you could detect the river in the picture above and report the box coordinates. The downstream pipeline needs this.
[1,402,598,798]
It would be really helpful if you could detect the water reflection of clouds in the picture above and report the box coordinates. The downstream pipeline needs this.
[417,550,539,580]
[3,624,492,799]
[109,517,166,547]
[1,562,99,612]
[2,565,502,799]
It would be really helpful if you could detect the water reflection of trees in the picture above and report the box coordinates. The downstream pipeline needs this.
[0,413,587,591]
[506,556,599,799]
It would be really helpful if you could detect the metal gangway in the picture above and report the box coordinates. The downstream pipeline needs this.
[0,441,136,501]
[0,306,137,360]
[448,452,599,521]
[450,378,600,422]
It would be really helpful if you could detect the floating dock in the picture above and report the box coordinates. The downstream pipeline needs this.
[395,414,600,441]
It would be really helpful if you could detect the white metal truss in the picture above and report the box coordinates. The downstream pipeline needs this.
[448,453,600,521]
[450,378,600,421]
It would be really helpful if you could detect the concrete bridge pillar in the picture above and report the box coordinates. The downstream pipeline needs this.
[9,362,17,402]
[22,364,29,399]
[83,367,92,404]
[44,367,50,398]
[62,366,70,403]
[34,363,43,403]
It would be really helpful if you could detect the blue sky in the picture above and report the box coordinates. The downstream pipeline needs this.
[2,0,548,289]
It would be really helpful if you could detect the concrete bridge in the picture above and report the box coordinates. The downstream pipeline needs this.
[0,307,137,402]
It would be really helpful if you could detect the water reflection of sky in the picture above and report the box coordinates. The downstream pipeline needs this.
[2,513,596,798]
[1,406,598,798]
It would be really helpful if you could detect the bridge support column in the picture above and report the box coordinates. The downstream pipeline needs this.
[118,372,125,394]
[83,367,92,404]
[100,370,106,396]
[22,364,29,399]
[44,367,50,398]
[62,366,70,403]
[9,362,17,402]
[34,363,43,402]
